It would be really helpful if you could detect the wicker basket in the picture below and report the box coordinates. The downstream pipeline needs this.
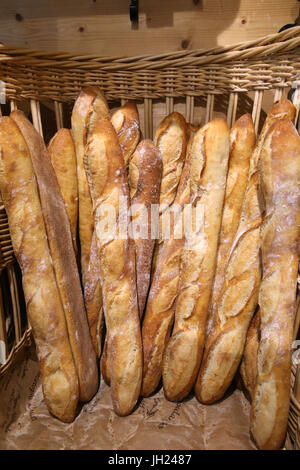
[0,26,299,450]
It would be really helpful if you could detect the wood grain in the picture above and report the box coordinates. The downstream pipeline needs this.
[0,1,297,56]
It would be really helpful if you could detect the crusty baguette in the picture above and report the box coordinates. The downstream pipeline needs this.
[151,112,188,276]
[195,116,257,403]
[11,110,98,403]
[195,99,297,405]
[101,138,162,377]
[129,139,162,316]
[100,139,162,384]
[85,100,140,359]
[111,101,140,166]
[250,119,300,450]
[48,128,78,254]
[155,112,187,210]
[84,232,104,358]
[102,125,192,388]
[71,87,110,284]
[162,118,230,402]
[84,118,142,416]
[249,99,297,176]
[141,130,194,397]
[0,116,79,422]
[209,114,256,316]
[239,309,260,399]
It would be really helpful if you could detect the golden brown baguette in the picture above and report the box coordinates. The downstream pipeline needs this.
[155,112,187,210]
[111,101,140,166]
[100,124,196,392]
[151,112,188,275]
[84,118,142,416]
[0,116,79,422]
[129,139,162,316]
[101,137,163,383]
[239,309,260,399]
[99,139,161,379]
[11,110,98,404]
[209,114,256,315]
[84,232,104,358]
[48,128,78,254]
[102,125,195,390]
[140,130,193,397]
[71,87,110,284]
[195,100,296,405]
[162,118,230,402]
[250,119,300,450]
[85,100,140,359]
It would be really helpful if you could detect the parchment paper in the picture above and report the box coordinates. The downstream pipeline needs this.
[0,345,257,450]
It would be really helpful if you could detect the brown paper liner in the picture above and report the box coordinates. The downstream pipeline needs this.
[0,345,256,450]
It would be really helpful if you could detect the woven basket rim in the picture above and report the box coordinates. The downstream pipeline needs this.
[0,26,300,71]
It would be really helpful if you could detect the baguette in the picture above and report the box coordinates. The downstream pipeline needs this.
[111,101,140,166]
[162,118,230,402]
[11,110,98,403]
[151,112,187,275]
[141,130,193,397]
[86,101,140,360]
[209,114,256,316]
[71,87,110,284]
[0,116,79,422]
[84,118,142,416]
[239,309,260,399]
[48,128,78,254]
[84,232,104,358]
[250,119,300,450]
[102,125,193,388]
[196,99,297,405]
[129,139,162,316]
[95,102,140,370]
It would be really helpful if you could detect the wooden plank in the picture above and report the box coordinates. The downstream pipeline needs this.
[0,0,297,56]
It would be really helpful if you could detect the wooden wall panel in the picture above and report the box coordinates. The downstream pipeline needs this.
[0,0,298,56]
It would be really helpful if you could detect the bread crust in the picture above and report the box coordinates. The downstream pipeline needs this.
[162,118,230,402]
[196,100,297,405]
[250,119,300,450]
[129,139,162,316]
[11,110,98,404]
[209,114,256,318]
[100,130,157,379]
[0,116,79,422]
[240,309,260,399]
[151,112,187,275]
[140,129,195,397]
[84,118,142,416]
[87,101,140,361]
[71,87,110,283]
[48,128,78,254]
[84,232,104,358]
[111,101,140,166]
[102,120,191,390]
